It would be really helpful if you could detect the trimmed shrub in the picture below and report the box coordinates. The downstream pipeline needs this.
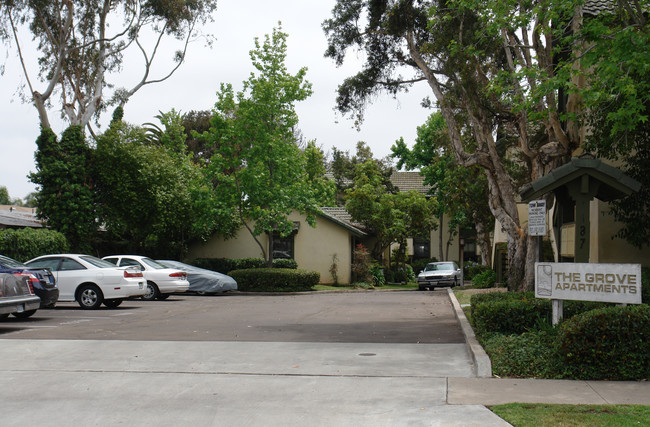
[272,258,298,269]
[385,264,415,283]
[471,296,550,335]
[483,330,558,378]
[0,228,69,262]
[464,262,491,281]
[470,292,606,336]
[472,269,496,288]
[229,268,319,292]
[411,258,438,275]
[192,258,267,273]
[554,304,650,380]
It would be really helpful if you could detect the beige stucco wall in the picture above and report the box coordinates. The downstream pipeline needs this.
[591,199,649,265]
[428,214,461,262]
[491,200,649,267]
[187,212,356,284]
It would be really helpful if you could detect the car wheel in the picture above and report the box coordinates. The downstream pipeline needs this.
[77,284,103,309]
[0,313,10,320]
[157,293,170,300]
[142,281,160,301]
[418,285,426,291]
[12,309,37,319]
[103,299,123,308]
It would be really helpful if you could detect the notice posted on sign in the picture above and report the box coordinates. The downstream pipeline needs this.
[535,262,642,304]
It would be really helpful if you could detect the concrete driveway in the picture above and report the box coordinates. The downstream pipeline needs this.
[0,290,509,426]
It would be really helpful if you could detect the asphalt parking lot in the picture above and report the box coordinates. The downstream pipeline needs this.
[0,290,465,343]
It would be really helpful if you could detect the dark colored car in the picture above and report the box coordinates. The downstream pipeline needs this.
[0,273,41,319]
[0,254,59,315]
[157,260,237,295]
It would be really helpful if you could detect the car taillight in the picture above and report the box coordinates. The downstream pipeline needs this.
[14,273,37,295]
[124,269,143,278]
[169,271,186,280]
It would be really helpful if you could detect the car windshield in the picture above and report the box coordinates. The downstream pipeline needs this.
[142,258,167,270]
[80,255,118,268]
[425,263,455,272]
[0,254,26,268]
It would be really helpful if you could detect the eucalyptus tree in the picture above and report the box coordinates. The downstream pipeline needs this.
[0,0,217,132]
[392,112,494,265]
[324,1,591,290]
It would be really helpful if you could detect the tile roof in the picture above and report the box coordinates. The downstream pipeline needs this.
[318,207,367,236]
[390,171,432,195]
[584,0,616,16]
[0,205,43,228]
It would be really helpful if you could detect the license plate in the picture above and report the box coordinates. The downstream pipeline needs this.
[16,304,24,313]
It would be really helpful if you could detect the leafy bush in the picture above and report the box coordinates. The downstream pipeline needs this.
[554,304,650,380]
[229,268,319,292]
[482,329,558,378]
[351,244,371,282]
[472,269,496,288]
[464,262,491,281]
[0,228,69,262]
[411,258,438,275]
[385,264,415,283]
[642,267,649,304]
[272,258,298,269]
[370,265,386,287]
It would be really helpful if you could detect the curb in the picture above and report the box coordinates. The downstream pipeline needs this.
[447,287,493,378]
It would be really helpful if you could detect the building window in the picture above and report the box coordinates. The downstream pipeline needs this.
[272,234,294,259]
[413,238,430,260]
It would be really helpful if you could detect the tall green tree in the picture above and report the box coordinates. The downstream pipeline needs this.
[392,113,494,265]
[0,0,217,131]
[29,126,96,251]
[324,1,594,290]
[94,117,206,258]
[346,160,437,261]
[202,26,323,265]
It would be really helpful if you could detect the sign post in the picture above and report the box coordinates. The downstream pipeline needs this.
[528,200,546,237]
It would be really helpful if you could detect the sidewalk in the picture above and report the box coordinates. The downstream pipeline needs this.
[446,287,650,406]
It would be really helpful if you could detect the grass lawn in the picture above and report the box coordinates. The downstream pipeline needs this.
[490,403,650,426]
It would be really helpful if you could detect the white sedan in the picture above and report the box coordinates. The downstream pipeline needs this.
[25,254,146,309]
[103,255,190,301]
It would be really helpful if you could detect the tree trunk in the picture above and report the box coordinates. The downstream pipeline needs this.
[474,217,492,266]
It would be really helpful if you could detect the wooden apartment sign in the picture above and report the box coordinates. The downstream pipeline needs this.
[535,262,642,304]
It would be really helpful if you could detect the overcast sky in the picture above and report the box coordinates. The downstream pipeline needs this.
[0,0,432,200]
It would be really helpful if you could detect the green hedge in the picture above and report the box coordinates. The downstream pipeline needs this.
[464,262,492,281]
[192,257,298,273]
[471,292,606,336]
[472,269,496,288]
[642,267,649,304]
[411,258,438,274]
[272,258,298,269]
[554,304,650,380]
[0,228,69,262]
[229,268,319,292]
[483,330,558,378]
